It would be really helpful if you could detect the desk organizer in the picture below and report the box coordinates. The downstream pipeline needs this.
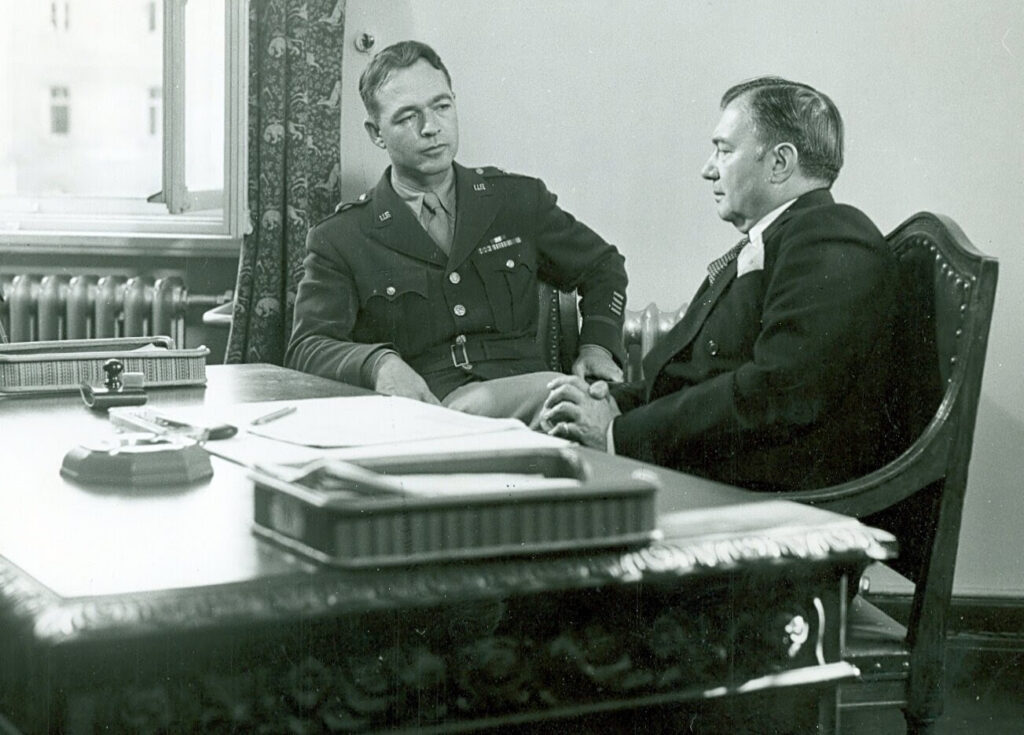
[0,336,208,394]
[251,448,660,567]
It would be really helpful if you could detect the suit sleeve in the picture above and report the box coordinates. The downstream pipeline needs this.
[612,209,895,468]
[285,223,392,387]
[529,179,628,364]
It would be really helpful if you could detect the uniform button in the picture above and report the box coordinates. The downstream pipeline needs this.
[505,259,515,269]
[453,304,467,317]
[475,168,484,175]
[455,334,467,344]
[358,193,367,201]
[707,339,719,356]
[449,271,461,284]
[385,285,396,297]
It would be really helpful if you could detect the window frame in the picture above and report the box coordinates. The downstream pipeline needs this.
[0,0,249,256]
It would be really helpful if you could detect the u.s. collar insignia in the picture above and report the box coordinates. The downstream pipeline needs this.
[378,210,392,222]
[473,183,487,192]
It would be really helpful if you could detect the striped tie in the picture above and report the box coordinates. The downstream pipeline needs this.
[707,236,749,284]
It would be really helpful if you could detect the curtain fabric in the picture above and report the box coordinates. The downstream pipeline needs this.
[226,0,345,365]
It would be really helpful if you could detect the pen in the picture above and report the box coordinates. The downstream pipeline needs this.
[251,406,297,426]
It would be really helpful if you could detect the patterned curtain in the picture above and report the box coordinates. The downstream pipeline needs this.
[226,0,345,364]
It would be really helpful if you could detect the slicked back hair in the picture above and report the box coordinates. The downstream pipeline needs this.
[722,76,844,185]
[359,40,452,121]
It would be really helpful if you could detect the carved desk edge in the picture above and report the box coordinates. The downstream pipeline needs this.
[0,520,894,645]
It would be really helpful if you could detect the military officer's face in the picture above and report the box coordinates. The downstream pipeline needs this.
[365,59,459,189]
[701,97,776,233]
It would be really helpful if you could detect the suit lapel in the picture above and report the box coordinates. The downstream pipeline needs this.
[368,171,447,267]
[447,164,500,270]
[641,188,836,392]
[641,262,737,390]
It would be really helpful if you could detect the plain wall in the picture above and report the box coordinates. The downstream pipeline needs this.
[339,0,1024,596]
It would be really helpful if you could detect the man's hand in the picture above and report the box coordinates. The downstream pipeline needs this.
[572,344,623,383]
[540,375,620,450]
[372,354,441,405]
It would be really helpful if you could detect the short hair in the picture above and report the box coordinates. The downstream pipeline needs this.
[721,76,844,185]
[359,41,452,120]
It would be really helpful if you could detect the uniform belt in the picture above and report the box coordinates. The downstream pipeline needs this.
[410,335,537,373]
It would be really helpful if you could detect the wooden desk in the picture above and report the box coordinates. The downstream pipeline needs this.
[0,364,893,733]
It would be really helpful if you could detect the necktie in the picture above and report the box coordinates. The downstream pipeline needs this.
[421,192,453,254]
[707,236,749,284]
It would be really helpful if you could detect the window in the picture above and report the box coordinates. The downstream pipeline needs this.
[148,86,161,137]
[0,0,248,253]
[51,2,70,31]
[50,87,70,135]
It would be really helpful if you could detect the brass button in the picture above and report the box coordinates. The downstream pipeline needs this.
[475,168,484,174]
[449,271,461,284]
[455,334,466,344]
[453,304,466,317]
[385,285,396,297]
[505,259,515,269]
[707,339,719,356]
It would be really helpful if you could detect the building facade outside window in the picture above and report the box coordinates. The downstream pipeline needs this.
[0,0,247,252]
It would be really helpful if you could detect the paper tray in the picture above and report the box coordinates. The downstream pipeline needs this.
[251,448,660,567]
[0,336,208,394]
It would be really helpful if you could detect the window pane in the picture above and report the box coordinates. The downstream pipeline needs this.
[0,0,163,198]
[185,0,224,195]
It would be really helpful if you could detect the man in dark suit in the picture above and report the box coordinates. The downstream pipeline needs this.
[542,77,899,491]
[286,41,628,421]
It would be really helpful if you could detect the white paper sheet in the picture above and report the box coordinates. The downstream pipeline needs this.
[243,395,527,447]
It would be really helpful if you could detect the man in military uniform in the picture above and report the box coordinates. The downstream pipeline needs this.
[286,41,628,421]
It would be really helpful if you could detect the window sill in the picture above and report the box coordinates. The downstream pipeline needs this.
[0,231,242,258]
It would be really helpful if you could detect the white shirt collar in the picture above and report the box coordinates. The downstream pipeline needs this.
[735,198,796,278]
[748,198,797,246]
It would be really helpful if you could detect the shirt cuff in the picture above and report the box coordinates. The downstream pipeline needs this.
[606,417,616,455]
[579,343,614,361]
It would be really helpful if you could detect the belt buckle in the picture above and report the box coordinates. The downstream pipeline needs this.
[450,341,473,370]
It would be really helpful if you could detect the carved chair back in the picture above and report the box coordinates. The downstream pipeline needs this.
[779,212,999,732]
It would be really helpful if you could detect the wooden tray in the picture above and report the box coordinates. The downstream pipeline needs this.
[252,448,660,567]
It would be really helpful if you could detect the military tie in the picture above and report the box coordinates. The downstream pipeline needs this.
[421,191,453,254]
[707,236,749,284]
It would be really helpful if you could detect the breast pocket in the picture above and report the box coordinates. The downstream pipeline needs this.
[358,269,430,346]
[476,244,537,332]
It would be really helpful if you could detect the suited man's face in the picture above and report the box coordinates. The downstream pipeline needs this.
[701,99,776,233]
[364,59,460,190]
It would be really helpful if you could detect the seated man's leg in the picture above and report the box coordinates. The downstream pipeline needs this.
[442,372,563,425]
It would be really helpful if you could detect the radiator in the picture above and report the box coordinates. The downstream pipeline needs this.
[0,274,229,346]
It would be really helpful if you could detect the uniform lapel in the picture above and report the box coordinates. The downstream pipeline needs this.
[368,170,448,266]
[447,164,500,271]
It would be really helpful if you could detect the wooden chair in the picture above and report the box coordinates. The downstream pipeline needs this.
[536,283,686,380]
[776,212,999,733]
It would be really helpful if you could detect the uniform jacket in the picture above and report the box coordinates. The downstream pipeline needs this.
[611,189,899,492]
[286,163,628,399]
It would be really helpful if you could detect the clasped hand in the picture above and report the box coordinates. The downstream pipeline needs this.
[541,375,621,451]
